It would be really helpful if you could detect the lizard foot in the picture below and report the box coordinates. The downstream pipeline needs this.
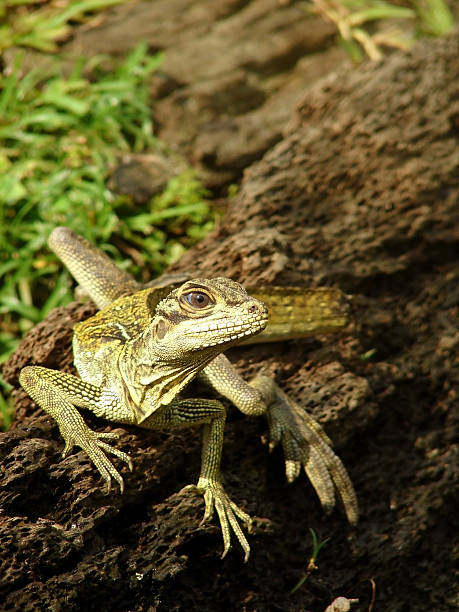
[61,420,133,493]
[256,376,358,525]
[191,477,252,562]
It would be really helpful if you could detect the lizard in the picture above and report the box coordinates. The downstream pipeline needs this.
[19,227,358,561]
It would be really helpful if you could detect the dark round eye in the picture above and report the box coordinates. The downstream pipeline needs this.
[184,291,211,309]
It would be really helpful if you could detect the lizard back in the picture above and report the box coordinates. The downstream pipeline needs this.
[74,286,173,348]
[72,286,172,391]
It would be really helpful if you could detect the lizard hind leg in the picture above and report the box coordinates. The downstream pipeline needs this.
[19,366,133,492]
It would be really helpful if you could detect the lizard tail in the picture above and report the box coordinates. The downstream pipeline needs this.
[242,287,349,344]
[49,227,140,310]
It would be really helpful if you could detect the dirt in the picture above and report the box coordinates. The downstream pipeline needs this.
[1,3,458,611]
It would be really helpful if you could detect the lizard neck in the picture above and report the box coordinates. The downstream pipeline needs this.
[117,324,215,421]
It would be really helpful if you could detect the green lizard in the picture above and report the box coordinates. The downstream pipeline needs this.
[19,227,358,561]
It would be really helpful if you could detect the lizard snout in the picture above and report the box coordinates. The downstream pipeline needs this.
[247,299,268,318]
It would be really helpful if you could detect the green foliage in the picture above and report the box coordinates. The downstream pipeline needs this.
[0,44,216,381]
[413,0,455,36]
[0,0,125,52]
[311,0,455,61]
[290,528,331,594]
[122,170,214,272]
[0,377,13,430]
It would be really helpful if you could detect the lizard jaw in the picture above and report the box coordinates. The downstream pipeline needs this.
[182,310,268,349]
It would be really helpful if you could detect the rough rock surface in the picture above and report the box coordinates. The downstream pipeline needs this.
[1,14,458,612]
[67,0,348,192]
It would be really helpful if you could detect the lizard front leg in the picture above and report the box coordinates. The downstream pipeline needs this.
[199,355,359,525]
[141,398,251,561]
[19,366,134,491]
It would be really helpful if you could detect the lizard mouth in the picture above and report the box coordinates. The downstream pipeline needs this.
[184,311,268,348]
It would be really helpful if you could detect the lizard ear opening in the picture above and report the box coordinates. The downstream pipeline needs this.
[154,319,167,340]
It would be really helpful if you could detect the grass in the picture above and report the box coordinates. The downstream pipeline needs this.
[0,0,125,53]
[0,43,216,427]
[311,0,455,61]
[290,528,331,594]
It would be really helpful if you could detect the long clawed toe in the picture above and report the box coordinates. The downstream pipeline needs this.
[266,383,359,524]
[197,478,252,562]
[62,427,133,494]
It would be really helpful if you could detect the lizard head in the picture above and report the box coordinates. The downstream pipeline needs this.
[120,278,269,413]
[151,277,269,361]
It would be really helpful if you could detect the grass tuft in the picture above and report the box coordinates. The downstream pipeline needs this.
[0,43,216,413]
[0,0,125,53]
[311,0,455,61]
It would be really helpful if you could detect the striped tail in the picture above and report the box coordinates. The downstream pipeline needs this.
[242,287,348,344]
[49,228,140,310]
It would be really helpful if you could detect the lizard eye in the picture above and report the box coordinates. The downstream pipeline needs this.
[183,291,212,309]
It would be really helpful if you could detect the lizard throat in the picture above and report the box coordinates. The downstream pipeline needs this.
[117,346,213,422]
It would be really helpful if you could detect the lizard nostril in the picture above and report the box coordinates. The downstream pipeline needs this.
[248,302,267,316]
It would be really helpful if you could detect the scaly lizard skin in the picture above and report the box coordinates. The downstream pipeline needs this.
[19,227,358,561]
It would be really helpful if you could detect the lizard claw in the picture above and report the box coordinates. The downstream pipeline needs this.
[196,477,252,562]
[261,377,359,525]
[60,420,132,493]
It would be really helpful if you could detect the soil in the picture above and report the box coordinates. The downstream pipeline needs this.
[1,3,458,611]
